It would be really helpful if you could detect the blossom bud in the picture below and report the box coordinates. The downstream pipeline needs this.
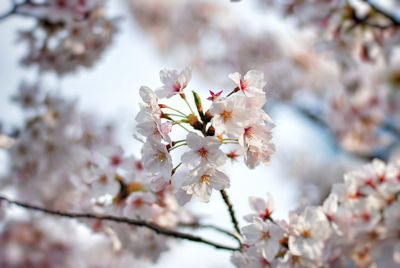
[192,91,204,118]
[187,114,203,131]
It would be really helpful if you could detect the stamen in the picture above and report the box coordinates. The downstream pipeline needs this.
[302,229,312,238]
[197,147,208,158]
[222,110,233,122]
[200,175,211,185]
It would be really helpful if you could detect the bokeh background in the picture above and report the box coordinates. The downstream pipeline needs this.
[1,0,399,267]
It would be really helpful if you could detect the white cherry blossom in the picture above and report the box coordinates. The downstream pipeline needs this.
[181,132,226,168]
[244,193,275,222]
[210,95,250,137]
[242,219,284,262]
[87,168,120,199]
[181,166,230,202]
[156,68,192,98]
[123,192,157,220]
[288,207,331,260]
[142,138,173,178]
[229,70,266,97]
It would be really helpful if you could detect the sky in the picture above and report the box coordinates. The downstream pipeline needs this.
[0,1,334,267]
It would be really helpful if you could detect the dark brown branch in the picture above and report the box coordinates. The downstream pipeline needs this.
[219,189,242,237]
[0,195,240,251]
[362,0,400,26]
[0,0,49,21]
[0,0,20,20]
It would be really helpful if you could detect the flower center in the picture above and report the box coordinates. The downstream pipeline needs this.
[361,212,371,222]
[302,229,312,238]
[133,198,144,208]
[98,175,108,185]
[200,175,211,185]
[260,208,272,221]
[158,152,167,162]
[173,83,181,92]
[244,127,254,139]
[111,155,122,166]
[261,231,271,240]
[197,147,208,158]
[222,110,233,122]
[240,79,248,90]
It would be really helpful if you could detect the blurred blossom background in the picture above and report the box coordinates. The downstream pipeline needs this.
[0,0,399,267]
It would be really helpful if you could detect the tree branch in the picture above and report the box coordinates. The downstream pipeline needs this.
[362,0,400,26]
[219,189,242,237]
[178,221,242,245]
[0,0,49,21]
[0,1,20,20]
[0,195,240,251]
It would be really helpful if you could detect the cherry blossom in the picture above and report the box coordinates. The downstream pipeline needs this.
[142,138,173,178]
[2,0,400,261]
[244,193,275,222]
[123,192,158,220]
[156,68,192,98]
[229,70,266,97]
[210,95,251,137]
[181,166,230,202]
[242,218,284,262]
[288,207,331,260]
[181,132,226,168]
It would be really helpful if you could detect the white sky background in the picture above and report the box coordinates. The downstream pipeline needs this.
[0,1,335,267]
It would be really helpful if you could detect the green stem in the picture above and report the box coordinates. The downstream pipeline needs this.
[180,93,195,114]
[169,143,187,152]
[222,142,239,145]
[164,113,187,118]
[163,106,187,117]
[172,162,183,175]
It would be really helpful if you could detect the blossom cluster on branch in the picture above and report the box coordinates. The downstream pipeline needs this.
[1,0,118,75]
[136,68,275,204]
[233,159,400,267]
[0,81,195,265]
[128,0,400,158]
[0,66,399,267]
[1,0,400,267]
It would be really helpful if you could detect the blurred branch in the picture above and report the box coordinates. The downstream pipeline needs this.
[0,195,241,251]
[362,0,400,26]
[0,0,48,21]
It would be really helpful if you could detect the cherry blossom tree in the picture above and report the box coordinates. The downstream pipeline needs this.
[0,0,399,267]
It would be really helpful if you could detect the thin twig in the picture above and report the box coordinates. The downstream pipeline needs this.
[0,195,240,251]
[219,189,241,236]
[0,0,20,20]
[0,0,46,21]
[178,222,242,244]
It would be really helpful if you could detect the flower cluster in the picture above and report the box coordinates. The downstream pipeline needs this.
[128,0,400,160]
[261,0,400,62]
[0,216,137,267]
[136,68,275,203]
[13,0,118,75]
[1,82,191,263]
[232,159,400,267]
